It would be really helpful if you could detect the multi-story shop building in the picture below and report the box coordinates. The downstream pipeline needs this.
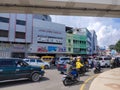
[66,27,73,54]
[66,28,91,56]
[0,13,53,58]
[91,30,98,55]
[0,13,33,58]
[73,28,91,55]
[29,18,66,57]
[73,28,87,55]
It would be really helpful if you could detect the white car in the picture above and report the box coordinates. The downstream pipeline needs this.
[57,57,71,64]
[98,57,111,67]
[23,58,50,69]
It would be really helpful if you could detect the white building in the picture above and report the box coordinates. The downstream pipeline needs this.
[0,13,66,58]
[29,19,66,57]
[0,13,33,58]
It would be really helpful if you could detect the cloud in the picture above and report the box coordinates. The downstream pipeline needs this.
[50,15,120,47]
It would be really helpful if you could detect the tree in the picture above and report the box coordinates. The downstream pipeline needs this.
[115,40,120,53]
[109,45,115,50]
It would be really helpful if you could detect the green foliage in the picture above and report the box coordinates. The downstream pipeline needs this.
[109,45,115,50]
[115,40,120,53]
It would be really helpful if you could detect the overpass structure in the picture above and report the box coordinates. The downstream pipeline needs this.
[0,0,120,17]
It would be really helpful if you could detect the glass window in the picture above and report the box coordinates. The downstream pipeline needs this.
[30,59,35,62]
[25,60,29,62]
[15,32,25,39]
[68,39,71,43]
[0,60,14,67]
[0,30,8,37]
[16,20,26,25]
[0,17,9,23]
[68,48,71,52]
[61,58,70,61]
[37,60,42,63]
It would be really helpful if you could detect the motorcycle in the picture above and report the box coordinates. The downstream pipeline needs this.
[93,66,101,74]
[78,67,86,75]
[62,70,80,86]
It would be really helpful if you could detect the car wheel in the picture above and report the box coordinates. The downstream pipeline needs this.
[105,64,108,68]
[44,65,49,69]
[31,73,40,82]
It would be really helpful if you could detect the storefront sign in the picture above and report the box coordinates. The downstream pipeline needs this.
[12,44,26,52]
[37,46,47,52]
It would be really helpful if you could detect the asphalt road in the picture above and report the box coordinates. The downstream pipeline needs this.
[0,67,110,90]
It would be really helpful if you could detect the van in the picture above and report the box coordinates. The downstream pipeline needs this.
[23,58,50,69]
[98,56,111,67]
[41,56,54,63]
[0,58,45,82]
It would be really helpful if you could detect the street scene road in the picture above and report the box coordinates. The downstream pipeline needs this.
[0,67,110,90]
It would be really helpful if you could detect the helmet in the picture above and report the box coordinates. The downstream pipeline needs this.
[77,56,81,59]
[77,58,80,62]
[67,61,71,64]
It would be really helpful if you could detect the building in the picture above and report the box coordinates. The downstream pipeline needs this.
[66,27,73,54]
[91,30,98,55]
[0,13,53,58]
[0,13,97,58]
[66,28,92,56]
[73,28,92,55]
[29,18,66,57]
[0,13,33,58]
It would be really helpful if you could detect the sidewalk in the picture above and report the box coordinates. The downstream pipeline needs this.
[89,68,120,90]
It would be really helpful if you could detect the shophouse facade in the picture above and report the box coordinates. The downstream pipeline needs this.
[72,28,92,55]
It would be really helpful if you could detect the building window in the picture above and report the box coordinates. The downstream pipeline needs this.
[68,39,71,43]
[0,17,9,23]
[15,32,25,39]
[68,48,71,52]
[0,30,8,37]
[16,20,26,25]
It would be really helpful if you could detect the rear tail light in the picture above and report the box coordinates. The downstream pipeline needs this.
[64,65,66,69]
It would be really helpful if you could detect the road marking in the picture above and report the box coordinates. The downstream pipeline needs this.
[80,74,98,90]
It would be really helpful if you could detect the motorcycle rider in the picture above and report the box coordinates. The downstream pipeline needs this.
[76,56,84,74]
[66,61,78,80]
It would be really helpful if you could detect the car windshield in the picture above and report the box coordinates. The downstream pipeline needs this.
[61,58,70,61]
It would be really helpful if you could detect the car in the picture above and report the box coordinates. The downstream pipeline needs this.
[0,58,45,82]
[57,57,71,74]
[57,57,71,64]
[98,56,111,67]
[23,58,50,69]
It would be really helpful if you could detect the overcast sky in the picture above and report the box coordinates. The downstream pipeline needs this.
[50,15,120,48]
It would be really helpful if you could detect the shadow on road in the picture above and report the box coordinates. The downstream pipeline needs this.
[0,77,49,88]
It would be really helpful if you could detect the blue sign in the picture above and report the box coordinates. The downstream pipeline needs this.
[48,46,57,52]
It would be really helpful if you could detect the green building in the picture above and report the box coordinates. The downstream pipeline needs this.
[73,34,87,55]
[66,28,87,56]
[66,33,73,54]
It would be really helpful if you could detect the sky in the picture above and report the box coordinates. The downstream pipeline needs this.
[50,15,120,48]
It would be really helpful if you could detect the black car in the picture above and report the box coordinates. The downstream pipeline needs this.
[0,58,45,82]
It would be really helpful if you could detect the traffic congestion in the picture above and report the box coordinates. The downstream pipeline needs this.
[0,55,119,85]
